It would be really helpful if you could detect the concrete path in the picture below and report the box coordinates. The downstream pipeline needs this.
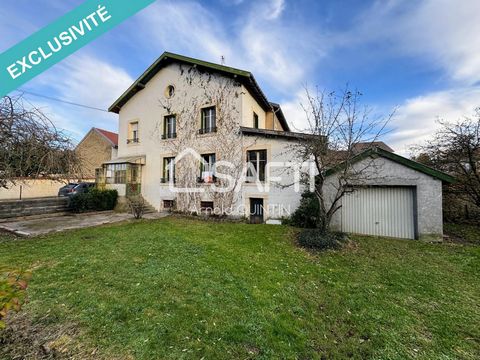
[0,211,169,237]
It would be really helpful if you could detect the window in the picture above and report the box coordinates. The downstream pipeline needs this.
[247,150,267,182]
[106,164,127,184]
[199,153,216,183]
[162,157,175,183]
[163,200,174,209]
[200,106,216,134]
[163,115,176,139]
[200,201,214,214]
[253,112,259,129]
[165,85,175,98]
[128,122,139,144]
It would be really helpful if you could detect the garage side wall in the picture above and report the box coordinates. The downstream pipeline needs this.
[325,156,443,240]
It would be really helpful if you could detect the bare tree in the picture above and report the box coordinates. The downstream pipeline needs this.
[0,95,81,188]
[293,86,392,232]
[413,110,480,209]
[155,66,254,215]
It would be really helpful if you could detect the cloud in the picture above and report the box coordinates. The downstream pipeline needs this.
[264,0,286,20]
[351,0,480,85]
[139,1,234,63]
[386,86,480,155]
[20,52,134,141]
[136,0,322,91]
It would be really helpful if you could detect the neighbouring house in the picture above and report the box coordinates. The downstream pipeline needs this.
[96,51,453,240]
[76,127,118,179]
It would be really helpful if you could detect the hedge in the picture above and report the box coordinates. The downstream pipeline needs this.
[69,189,118,213]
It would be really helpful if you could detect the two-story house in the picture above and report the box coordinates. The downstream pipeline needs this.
[98,52,307,223]
[97,52,453,240]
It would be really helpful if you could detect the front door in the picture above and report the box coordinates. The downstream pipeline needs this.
[250,198,264,224]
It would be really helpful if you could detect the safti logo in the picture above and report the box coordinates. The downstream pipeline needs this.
[165,148,316,194]
[0,0,156,97]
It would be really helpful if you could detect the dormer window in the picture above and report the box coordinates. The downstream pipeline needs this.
[199,106,216,134]
[127,121,139,144]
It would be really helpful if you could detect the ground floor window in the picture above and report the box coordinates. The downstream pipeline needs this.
[162,157,176,183]
[247,149,267,182]
[199,153,216,183]
[200,201,214,214]
[105,164,127,184]
[163,200,175,209]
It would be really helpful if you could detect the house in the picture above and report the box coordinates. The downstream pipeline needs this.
[97,51,453,240]
[76,127,118,179]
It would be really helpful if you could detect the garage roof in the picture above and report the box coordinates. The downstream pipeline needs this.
[326,147,455,183]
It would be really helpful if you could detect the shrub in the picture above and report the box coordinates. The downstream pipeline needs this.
[289,190,319,228]
[69,189,118,213]
[0,270,31,329]
[127,196,146,219]
[297,229,347,251]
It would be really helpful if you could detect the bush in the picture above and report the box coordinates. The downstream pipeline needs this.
[69,189,118,213]
[127,196,146,219]
[297,229,347,251]
[0,270,31,329]
[289,190,319,228]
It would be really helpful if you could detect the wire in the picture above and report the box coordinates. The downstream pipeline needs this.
[16,89,109,113]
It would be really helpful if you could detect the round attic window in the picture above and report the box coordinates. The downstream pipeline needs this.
[165,85,175,99]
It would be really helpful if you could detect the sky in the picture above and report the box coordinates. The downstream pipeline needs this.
[1,0,480,155]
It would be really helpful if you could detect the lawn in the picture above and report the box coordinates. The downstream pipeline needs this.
[0,217,479,359]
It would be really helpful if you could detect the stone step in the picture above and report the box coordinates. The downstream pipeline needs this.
[0,205,68,217]
[0,196,69,219]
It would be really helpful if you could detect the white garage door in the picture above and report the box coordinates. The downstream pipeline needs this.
[341,187,416,239]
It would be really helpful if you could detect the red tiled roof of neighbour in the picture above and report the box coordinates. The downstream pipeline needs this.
[95,128,118,146]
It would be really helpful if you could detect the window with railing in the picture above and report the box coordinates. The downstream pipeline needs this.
[199,106,216,134]
[127,121,139,144]
[198,153,216,183]
[247,149,267,182]
[161,157,175,183]
[162,115,176,139]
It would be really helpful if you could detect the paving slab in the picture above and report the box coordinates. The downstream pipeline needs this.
[0,211,168,236]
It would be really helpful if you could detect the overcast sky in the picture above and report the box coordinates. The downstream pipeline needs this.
[2,0,479,155]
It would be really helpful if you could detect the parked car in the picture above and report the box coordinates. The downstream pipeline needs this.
[58,182,95,197]
[58,183,78,197]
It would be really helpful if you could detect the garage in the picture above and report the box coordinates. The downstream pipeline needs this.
[340,186,416,239]
[325,147,455,241]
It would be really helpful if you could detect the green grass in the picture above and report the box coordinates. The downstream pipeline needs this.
[444,223,480,245]
[1,217,479,359]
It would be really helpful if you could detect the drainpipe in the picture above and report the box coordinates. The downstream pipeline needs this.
[270,104,281,131]
[19,185,23,200]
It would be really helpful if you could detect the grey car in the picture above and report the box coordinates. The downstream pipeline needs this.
[70,182,96,196]
[58,182,95,197]
[58,183,78,197]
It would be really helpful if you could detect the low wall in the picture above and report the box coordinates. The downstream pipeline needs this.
[0,179,92,200]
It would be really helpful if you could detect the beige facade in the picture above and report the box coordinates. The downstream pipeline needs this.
[104,57,304,221]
